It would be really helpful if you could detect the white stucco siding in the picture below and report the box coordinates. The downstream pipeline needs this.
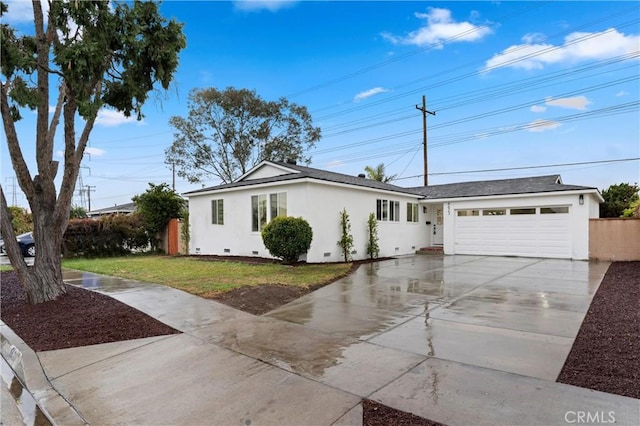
[299,182,428,262]
[188,180,428,262]
[442,192,593,260]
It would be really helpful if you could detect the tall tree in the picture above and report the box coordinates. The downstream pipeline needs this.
[364,163,397,183]
[600,183,639,218]
[0,1,185,303]
[132,183,185,251]
[165,87,321,184]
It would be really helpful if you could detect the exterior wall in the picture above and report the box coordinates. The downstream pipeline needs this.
[188,181,428,263]
[441,192,594,260]
[298,182,428,261]
[589,218,640,261]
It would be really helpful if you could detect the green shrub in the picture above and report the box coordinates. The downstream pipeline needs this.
[261,216,313,264]
[366,212,379,259]
[7,206,32,234]
[337,208,354,262]
[63,213,149,257]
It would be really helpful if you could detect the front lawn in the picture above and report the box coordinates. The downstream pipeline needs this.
[62,255,352,298]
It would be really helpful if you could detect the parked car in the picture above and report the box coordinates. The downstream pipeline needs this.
[0,232,36,257]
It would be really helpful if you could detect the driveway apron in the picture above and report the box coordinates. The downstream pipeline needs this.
[12,255,638,425]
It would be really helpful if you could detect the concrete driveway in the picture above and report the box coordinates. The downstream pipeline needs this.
[4,255,639,425]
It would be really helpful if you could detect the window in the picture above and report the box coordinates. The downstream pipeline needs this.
[510,208,536,215]
[211,199,224,225]
[270,192,287,219]
[541,206,569,214]
[389,201,400,222]
[252,192,287,231]
[457,210,479,217]
[376,200,388,221]
[483,209,506,216]
[251,195,267,232]
[407,203,419,222]
[377,199,399,221]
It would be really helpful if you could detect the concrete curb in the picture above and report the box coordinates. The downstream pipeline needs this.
[1,322,88,426]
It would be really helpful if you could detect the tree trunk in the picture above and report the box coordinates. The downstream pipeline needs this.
[20,258,67,305]
[19,214,67,304]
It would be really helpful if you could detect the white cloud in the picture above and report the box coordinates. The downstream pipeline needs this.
[2,0,44,23]
[95,109,139,127]
[530,105,547,113]
[382,8,492,48]
[616,91,628,97]
[527,119,561,132]
[234,0,297,12]
[85,147,106,157]
[521,33,546,44]
[353,87,389,102]
[485,28,640,71]
[545,96,591,110]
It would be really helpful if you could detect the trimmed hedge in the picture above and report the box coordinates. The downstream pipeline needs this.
[261,216,313,264]
[63,214,149,257]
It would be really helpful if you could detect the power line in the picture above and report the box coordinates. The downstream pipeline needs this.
[392,158,640,181]
[287,2,547,98]
[310,10,638,121]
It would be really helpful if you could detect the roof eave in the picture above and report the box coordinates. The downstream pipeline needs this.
[419,188,602,203]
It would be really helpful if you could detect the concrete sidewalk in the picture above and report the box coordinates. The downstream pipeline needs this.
[2,255,639,425]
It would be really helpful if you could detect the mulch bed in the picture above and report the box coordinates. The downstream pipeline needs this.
[0,271,180,352]
[556,261,639,399]
[213,284,311,315]
[363,400,444,426]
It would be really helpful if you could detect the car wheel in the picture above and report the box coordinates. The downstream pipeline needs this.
[25,244,36,257]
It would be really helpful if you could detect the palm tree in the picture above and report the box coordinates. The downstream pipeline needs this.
[364,163,397,183]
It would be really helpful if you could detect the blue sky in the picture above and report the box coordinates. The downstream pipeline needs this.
[2,0,639,210]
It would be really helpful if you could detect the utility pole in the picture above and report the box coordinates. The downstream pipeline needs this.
[415,95,436,186]
[172,162,176,191]
[85,185,96,212]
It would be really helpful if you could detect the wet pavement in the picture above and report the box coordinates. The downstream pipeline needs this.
[2,255,639,425]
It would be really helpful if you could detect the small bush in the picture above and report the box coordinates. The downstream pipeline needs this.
[337,208,354,262]
[261,216,313,264]
[366,212,379,259]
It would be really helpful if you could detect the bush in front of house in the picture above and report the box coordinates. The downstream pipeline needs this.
[261,216,313,264]
[63,214,149,257]
[366,212,380,259]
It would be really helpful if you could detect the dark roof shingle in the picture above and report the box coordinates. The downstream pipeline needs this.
[185,161,420,196]
[409,175,596,199]
[185,162,598,199]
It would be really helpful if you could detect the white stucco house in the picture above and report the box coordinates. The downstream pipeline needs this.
[184,160,603,262]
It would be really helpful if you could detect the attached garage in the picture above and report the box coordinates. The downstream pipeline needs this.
[453,206,571,258]
[414,175,603,260]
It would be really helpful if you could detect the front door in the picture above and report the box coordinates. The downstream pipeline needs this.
[433,208,443,245]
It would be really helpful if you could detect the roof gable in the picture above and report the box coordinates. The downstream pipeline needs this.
[238,162,300,181]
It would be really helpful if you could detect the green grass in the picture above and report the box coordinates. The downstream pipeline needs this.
[62,255,353,297]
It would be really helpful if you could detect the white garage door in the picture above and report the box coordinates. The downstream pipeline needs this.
[454,206,571,258]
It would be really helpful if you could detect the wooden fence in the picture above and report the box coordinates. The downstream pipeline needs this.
[589,218,640,261]
[159,218,187,255]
